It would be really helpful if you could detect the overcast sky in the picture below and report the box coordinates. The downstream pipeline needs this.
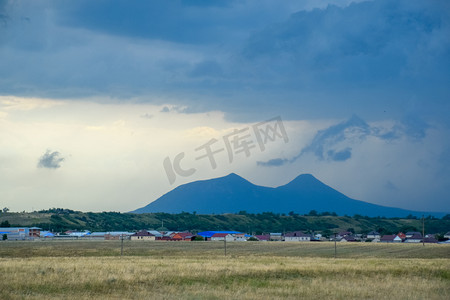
[0,0,449,213]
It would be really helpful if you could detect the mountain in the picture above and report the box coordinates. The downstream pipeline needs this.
[132,173,443,217]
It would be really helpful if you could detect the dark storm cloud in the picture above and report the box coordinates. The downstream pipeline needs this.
[257,114,431,166]
[160,105,187,113]
[37,150,65,169]
[299,115,370,161]
[256,158,289,167]
[59,1,220,44]
[327,148,352,162]
[0,0,447,118]
[0,0,8,27]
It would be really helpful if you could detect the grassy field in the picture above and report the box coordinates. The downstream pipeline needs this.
[1,240,449,258]
[0,241,449,299]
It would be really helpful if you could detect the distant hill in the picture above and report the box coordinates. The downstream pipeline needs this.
[2,210,449,235]
[132,173,445,218]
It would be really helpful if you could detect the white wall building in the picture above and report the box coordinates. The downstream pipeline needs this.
[284,231,311,242]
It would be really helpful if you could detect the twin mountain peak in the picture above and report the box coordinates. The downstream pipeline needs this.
[132,173,436,217]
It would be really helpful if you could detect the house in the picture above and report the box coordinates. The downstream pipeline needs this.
[367,231,381,239]
[169,233,183,241]
[340,236,357,242]
[393,235,403,243]
[0,227,30,240]
[254,234,270,241]
[170,232,194,241]
[146,230,163,238]
[180,232,195,241]
[270,233,283,241]
[29,227,41,238]
[130,231,155,241]
[380,235,401,243]
[423,236,438,243]
[234,233,247,241]
[397,232,406,239]
[284,231,311,242]
[405,232,422,238]
[211,233,234,241]
[338,231,352,238]
[405,234,422,243]
[197,231,241,241]
[444,232,450,239]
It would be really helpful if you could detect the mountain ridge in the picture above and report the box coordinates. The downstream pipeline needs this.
[132,173,446,217]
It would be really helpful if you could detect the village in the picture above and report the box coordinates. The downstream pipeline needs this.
[1,227,449,244]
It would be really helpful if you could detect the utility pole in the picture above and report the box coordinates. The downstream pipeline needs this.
[120,234,124,257]
[334,233,337,259]
[422,215,425,247]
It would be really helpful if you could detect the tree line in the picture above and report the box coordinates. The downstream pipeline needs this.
[1,209,449,237]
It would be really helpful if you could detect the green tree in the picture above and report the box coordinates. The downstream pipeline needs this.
[322,229,333,238]
[399,225,418,233]
[377,227,388,235]
[2,234,7,240]
[0,220,10,227]
[434,233,446,241]
[406,214,417,219]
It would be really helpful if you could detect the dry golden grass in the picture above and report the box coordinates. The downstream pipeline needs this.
[0,256,449,299]
[1,240,449,258]
[0,241,449,299]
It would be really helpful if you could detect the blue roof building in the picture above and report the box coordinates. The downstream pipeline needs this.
[0,227,30,240]
[197,231,242,238]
